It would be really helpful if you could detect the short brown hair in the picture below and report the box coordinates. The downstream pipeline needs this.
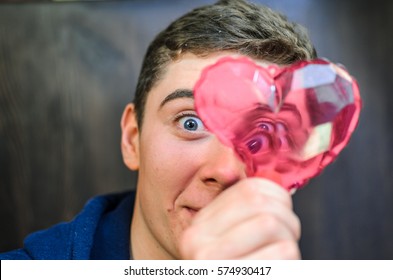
[133,0,317,128]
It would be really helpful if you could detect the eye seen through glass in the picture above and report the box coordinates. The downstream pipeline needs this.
[177,114,205,132]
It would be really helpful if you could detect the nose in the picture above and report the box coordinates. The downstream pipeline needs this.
[199,136,247,189]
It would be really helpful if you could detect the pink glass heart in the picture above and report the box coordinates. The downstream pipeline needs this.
[194,56,361,191]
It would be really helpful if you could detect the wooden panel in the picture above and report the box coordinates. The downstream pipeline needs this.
[0,1,146,251]
[0,0,212,253]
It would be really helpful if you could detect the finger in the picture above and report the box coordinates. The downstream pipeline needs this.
[240,240,301,260]
[192,184,300,240]
[193,178,293,227]
[191,197,301,241]
[246,178,293,208]
[184,212,297,259]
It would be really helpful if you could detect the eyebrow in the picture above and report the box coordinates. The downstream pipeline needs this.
[159,89,194,109]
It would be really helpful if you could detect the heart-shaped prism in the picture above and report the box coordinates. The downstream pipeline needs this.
[194,56,361,191]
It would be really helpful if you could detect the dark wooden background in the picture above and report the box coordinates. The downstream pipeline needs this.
[0,0,392,259]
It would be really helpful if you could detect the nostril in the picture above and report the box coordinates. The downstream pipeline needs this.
[204,178,218,185]
[203,175,239,190]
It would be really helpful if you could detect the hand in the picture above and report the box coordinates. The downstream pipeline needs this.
[180,178,301,259]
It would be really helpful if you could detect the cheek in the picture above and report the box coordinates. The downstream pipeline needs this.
[138,128,206,198]
[137,133,208,242]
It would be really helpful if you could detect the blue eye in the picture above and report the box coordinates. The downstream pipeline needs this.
[178,115,204,131]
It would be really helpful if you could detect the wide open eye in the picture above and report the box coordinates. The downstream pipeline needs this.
[236,120,274,155]
[246,134,272,154]
[258,121,275,132]
[178,115,205,132]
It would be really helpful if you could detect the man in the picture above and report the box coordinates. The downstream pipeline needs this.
[0,0,316,259]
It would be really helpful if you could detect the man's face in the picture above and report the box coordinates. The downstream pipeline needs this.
[122,52,248,259]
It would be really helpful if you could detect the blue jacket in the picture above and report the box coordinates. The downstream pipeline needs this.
[0,191,135,260]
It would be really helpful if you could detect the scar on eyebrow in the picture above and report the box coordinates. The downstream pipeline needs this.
[159,89,194,108]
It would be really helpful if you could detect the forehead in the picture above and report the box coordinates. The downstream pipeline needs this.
[145,52,241,109]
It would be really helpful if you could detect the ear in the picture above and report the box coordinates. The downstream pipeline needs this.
[121,103,140,170]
